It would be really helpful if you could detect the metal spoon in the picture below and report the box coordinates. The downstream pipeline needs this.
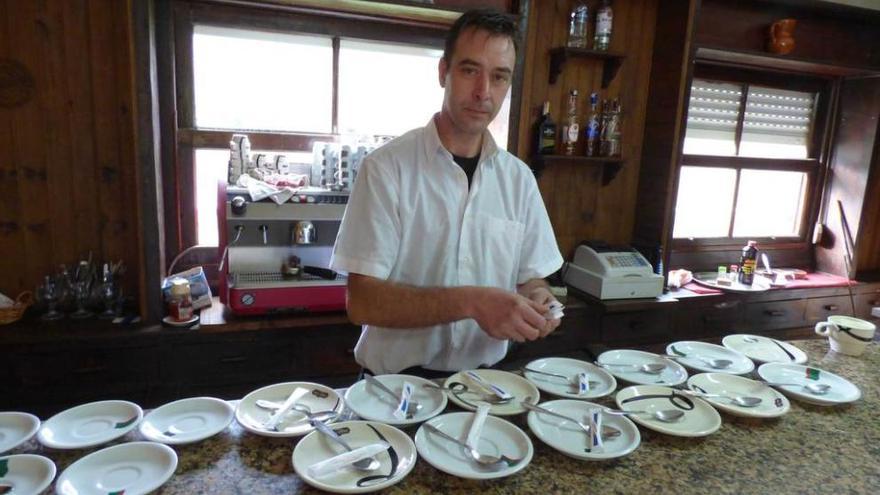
[522,367,601,388]
[422,383,513,404]
[685,390,762,407]
[521,400,622,439]
[597,362,666,375]
[662,354,733,370]
[604,408,685,422]
[310,418,380,472]
[422,422,522,469]
[255,400,338,423]
[764,382,831,395]
[364,375,422,419]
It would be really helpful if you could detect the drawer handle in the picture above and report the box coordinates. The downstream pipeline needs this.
[765,310,785,317]
[219,355,248,364]
[713,301,737,309]
[823,304,839,311]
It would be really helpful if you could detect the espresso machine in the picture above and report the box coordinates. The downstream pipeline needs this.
[217,181,349,314]
[218,135,378,315]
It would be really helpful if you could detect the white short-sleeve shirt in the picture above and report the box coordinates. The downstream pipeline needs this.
[330,116,563,374]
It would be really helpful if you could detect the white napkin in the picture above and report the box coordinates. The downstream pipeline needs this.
[466,404,491,450]
[236,174,295,204]
[545,301,565,320]
[306,441,389,478]
[263,387,308,430]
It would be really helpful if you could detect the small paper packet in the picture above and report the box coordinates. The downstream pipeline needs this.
[393,381,415,420]
[587,408,604,453]
[306,441,389,478]
[577,372,591,395]
[546,301,565,320]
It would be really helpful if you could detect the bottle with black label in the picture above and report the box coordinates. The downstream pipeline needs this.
[739,240,758,286]
[535,101,557,155]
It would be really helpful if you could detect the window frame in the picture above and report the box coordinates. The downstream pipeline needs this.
[165,0,484,256]
[671,63,834,252]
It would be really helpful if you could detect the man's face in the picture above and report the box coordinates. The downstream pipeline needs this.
[439,27,515,138]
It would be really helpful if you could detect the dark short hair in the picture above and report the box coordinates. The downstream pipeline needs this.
[443,8,518,64]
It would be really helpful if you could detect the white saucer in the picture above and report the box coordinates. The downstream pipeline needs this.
[523,358,617,399]
[443,370,540,416]
[526,399,640,461]
[666,341,755,375]
[596,350,688,387]
[0,454,56,495]
[38,400,143,450]
[756,363,861,406]
[344,375,447,426]
[162,315,199,327]
[55,441,177,495]
[0,412,41,454]
[687,373,790,418]
[292,420,417,493]
[139,397,234,445]
[415,412,533,480]
[615,385,721,437]
[722,334,808,364]
[236,382,344,437]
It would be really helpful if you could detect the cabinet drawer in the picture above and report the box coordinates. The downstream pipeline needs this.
[854,292,880,321]
[745,300,806,331]
[162,339,290,386]
[296,328,361,379]
[505,317,595,362]
[601,310,669,343]
[805,296,854,324]
[13,346,159,388]
[673,299,744,338]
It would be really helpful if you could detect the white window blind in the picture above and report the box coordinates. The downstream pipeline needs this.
[683,80,742,156]
[740,86,814,159]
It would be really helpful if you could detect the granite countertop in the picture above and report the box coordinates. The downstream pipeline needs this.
[7,338,879,494]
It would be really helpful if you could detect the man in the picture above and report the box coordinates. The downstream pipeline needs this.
[330,9,563,376]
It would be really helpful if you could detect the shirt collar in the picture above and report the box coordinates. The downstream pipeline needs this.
[423,113,499,167]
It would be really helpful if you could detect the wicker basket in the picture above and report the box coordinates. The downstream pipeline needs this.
[0,291,33,325]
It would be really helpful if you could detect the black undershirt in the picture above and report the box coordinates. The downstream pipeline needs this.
[452,153,480,187]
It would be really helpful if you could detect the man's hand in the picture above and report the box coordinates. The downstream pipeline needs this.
[469,287,549,342]
[523,285,561,338]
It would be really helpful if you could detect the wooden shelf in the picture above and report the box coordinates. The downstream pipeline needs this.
[695,46,880,77]
[548,47,626,87]
[530,154,624,185]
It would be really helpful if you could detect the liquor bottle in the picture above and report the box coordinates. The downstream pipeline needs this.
[739,240,758,286]
[567,2,589,49]
[562,89,580,156]
[584,92,600,157]
[599,99,621,157]
[594,0,613,51]
[535,101,557,155]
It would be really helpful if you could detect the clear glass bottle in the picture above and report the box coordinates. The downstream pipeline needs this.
[594,0,613,51]
[563,89,580,155]
[567,2,589,48]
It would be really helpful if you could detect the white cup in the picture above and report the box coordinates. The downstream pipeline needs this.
[814,315,876,356]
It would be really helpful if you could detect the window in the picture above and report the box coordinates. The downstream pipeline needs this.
[170,3,518,249]
[672,70,827,245]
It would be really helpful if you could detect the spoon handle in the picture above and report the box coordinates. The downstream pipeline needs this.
[523,367,570,381]
[423,423,468,449]
[364,375,399,401]
[311,418,353,453]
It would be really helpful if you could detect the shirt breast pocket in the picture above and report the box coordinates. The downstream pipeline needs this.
[468,214,524,290]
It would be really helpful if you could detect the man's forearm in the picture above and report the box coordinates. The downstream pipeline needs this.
[346,274,477,328]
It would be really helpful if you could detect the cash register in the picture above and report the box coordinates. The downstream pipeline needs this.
[563,242,664,300]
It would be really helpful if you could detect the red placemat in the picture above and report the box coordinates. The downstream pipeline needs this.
[681,282,722,294]
[779,272,854,289]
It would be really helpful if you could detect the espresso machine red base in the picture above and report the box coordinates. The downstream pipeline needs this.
[217,182,347,315]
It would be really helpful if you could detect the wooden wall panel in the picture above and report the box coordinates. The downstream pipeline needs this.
[516,0,658,260]
[0,0,139,305]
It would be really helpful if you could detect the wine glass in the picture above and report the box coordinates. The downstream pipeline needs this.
[98,267,118,319]
[39,275,64,321]
[70,279,93,319]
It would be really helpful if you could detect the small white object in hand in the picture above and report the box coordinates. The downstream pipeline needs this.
[306,441,389,478]
[393,381,414,420]
[546,301,565,320]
